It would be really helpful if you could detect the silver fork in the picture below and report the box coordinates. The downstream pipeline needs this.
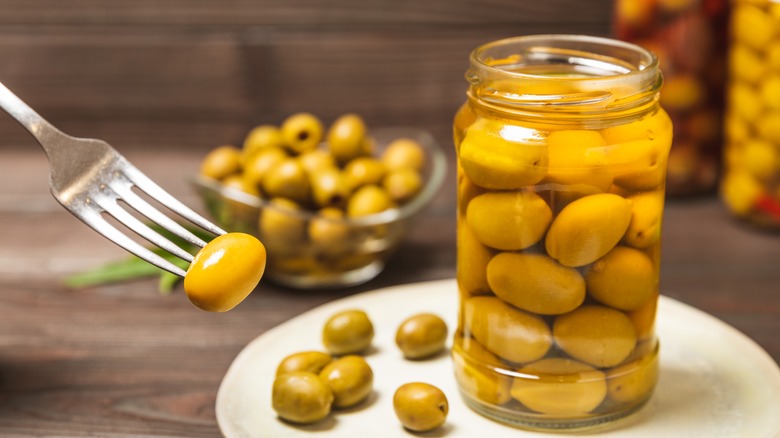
[0,80,226,277]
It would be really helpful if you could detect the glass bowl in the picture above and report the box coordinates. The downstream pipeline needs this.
[191,127,447,289]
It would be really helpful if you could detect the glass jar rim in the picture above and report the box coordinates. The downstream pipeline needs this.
[469,34,658,84]
[466,34,662,119]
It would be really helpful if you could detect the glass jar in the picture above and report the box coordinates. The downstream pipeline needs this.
[452,35,671,430]
[615,0,729,196]
[721,0,780,228]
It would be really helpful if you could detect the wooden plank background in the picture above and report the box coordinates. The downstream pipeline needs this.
[0,0,614,154]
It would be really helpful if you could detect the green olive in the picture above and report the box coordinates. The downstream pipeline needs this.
[322,309,374,355]
[258,198,306,254]
[327,114,367,163]
[318,355,374,408]
[200,145,242,181]
[309,167,350,208]
[382,168,422,204]
[395,313,448,359]
[382,138,426,172]
[606,349,659,404]
[343,157,387,191]
[585,246,656,311]
[242,146,288,191]
[553,305,637,368]
[487,252,585,315]
[466,191,552,251]
[309,207,352,256]
[261,158,311,204]
[184,233,266,312]
[510,358,607,415]
[464,296,552,363]
[393,382,448,432]
[272,371,333,424]
[276,351,333,377]
[298,148,337,174]
[242,125,285,160]
[346,185,395,217]
[281,112,324,154]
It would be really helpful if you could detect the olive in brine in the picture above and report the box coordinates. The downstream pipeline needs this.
[510,358,607,415]
[554,305,637,368]
[466,191,552,251]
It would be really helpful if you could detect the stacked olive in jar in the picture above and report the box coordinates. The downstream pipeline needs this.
[198,113,427,284]
[452,36,671,429]
[721,0,780,228]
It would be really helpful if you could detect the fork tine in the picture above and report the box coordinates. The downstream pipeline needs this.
[111,180,208,249]
[79,209,188,277]
[96,196,195,263]
[122,163,226,236]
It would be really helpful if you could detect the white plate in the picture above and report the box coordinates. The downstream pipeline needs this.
[216,279,780,438]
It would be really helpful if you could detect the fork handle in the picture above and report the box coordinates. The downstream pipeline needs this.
[0,80,69,155]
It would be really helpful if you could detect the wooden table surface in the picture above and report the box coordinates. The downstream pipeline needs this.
[0,147,778,436]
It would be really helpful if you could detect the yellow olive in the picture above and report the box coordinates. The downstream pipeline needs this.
[309,167,350,208]
[242,146,288,192]
[343,157,387,191]
[281,112,324,154]
[510,358,607,415]
[382,168,423,204]
[309,207,352,255]
[586,246,656,311]
[395,313,448,359]
[720,170,764,216]
[346,185,395,217]
[276,351,333,376]
[487,252,585,315]
[318,355,374,408]
[543,129,613,192]
[200,145,242,181]
[272,371,333,424]
[258,198,306,254]
[382,138,426,172]
[298,148,337,174]
[554,305,637,368]
[456,219,494,296]
[466,191,552,251]
[459,119,548,190]
[452,337,512,405]
[184,232,266,312]
[464,296,552,363]
[457,171,486,216]
[628,297,658,341]
[222,174,260,197]
[602,109,673,191]
[242,124,285,160]
[607,349,659,404]
[322,309,374,355]
[261,158,311,204]
[393,383,448,432]
[327,114,367,163]
[624,191,664,249]
[545,193,633,267]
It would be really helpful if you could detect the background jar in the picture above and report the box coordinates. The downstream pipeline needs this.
[452,35,671,430]
[721,0,780,228]
[614,0,729,196]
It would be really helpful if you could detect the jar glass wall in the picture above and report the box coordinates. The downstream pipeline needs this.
[452,35,671,430]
